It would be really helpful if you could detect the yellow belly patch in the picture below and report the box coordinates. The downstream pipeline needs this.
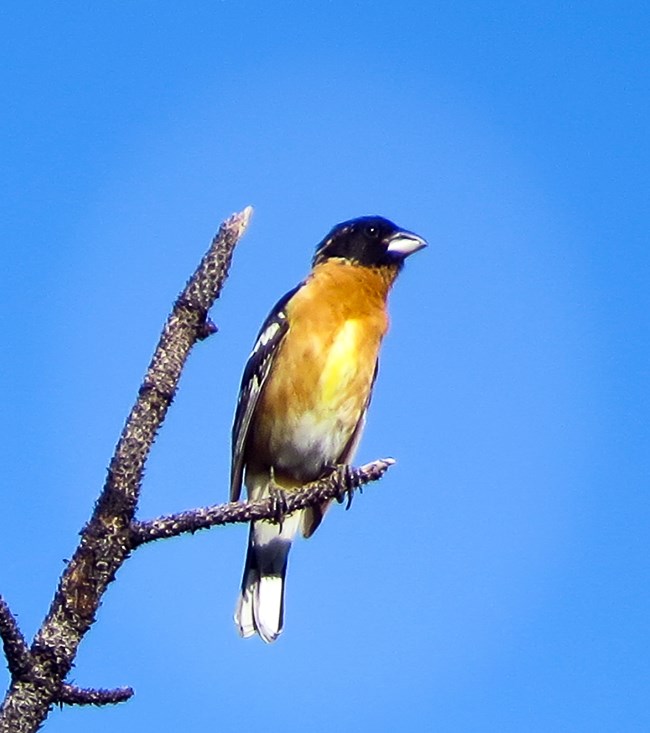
[320,319,360,405]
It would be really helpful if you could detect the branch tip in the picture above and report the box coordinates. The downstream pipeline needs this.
[222,205,253,238]
[240,205,254,224]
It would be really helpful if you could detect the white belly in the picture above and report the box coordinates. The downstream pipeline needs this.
[270,410,355,479]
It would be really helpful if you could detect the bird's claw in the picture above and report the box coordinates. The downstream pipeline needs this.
[268,485,289,530]
[333,464,361,510]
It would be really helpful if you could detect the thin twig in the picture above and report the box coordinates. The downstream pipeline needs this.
[131,458,396,546]
[0,597,31,680]
[57,684,134,707]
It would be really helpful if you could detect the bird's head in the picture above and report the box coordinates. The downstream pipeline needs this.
[312,216,427,268]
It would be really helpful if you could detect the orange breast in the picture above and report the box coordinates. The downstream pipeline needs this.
[248,260,394,480]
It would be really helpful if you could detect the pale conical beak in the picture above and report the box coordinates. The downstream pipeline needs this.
[385,230,428,257]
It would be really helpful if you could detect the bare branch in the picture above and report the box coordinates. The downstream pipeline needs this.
[0,207,252,733]
[0,206,397,732]
[58,683,134,707]
[0,597,31,680]
[131,459,396,546]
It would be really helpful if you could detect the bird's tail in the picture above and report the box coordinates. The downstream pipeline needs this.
[234,511,302,643]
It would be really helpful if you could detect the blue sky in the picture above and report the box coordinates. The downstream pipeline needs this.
[1,2,648,731]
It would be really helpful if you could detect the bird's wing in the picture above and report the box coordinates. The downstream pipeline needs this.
[230,285,300,501]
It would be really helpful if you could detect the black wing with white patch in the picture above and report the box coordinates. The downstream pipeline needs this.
[230,285,300,501]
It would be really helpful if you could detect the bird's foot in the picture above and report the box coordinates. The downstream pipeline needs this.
[333,464,362,510]
[268,468,289,530]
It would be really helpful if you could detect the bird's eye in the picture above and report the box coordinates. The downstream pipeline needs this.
[365,225,379,238]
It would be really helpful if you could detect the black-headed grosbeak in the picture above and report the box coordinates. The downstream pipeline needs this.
[231,216,426,642]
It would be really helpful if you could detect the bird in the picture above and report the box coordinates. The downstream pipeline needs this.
[230,215,426,642]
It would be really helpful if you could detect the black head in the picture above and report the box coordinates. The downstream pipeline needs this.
[312,216,427,268]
